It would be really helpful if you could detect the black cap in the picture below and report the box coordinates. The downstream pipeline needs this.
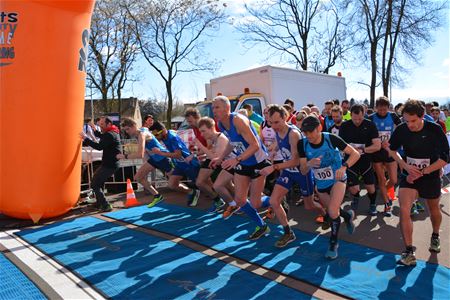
[301,116,320,132]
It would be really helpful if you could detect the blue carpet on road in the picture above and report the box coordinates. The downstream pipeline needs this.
[104,203,450,300]
[0,252,46,300]
[16,217,313,300]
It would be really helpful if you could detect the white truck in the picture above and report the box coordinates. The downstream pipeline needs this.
[198,65,346,117]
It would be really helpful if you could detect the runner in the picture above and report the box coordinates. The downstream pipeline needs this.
[339,104,381,215]
[211,95,272,240]
[149,121,201,207]
[260,105,315,247]
[385,99,449,266]
[368,96,402,217]
[328,105,345,136]
[194,117,228,213]
[298,116,359,259]
[117,119,171,207]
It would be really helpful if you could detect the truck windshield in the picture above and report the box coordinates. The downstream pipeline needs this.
[197,99,238,118]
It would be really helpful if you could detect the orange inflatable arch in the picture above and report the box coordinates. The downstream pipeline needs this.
[1,1,95,222]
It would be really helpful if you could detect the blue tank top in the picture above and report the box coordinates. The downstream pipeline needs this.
[140,128,168,162]
[371,112,395,143]
[325,116,334,131]
[303,133,344,189]
[275,125,299,173]
[162,130,198,166]
[218,112,268,166]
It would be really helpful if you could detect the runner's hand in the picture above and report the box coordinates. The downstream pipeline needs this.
[260,165,274,176]
[335,167,346,180]
[222,158,239,170]
[209,157,222,168]
[307,156,322,168]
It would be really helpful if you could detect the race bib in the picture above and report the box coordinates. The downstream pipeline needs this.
[313,166,334,181]
[231,142,246,155]
[379,131,391,142]
[406,157,430,169]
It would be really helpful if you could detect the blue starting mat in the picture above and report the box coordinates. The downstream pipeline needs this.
[104,203,450,300]
[16,216,313,300]
[0,252,46,300]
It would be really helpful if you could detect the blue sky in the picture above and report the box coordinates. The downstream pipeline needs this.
[121,0,449,106]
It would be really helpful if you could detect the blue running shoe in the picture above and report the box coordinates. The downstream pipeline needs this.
[345,209,356,234]
[325,243,339,260]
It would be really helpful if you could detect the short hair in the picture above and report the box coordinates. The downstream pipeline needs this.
[431,106,441,113]
[394,103,403,111]
[283,104,293,112]
[101,116,113,125]
[306,103,315,108]
[213,95,230,107]
[331,105,342,114]
[237,109,248,116]
[149,120,166,132]
[242,104,253,111]
[402,99,425,118]
[301,106,311,114]
[121,118,137,128]
[143,114,153,122]
[296,110,307,121]
[350,104,365,115]
[375,96,390,107]
[268,104,289,119]
[324,100,334,106]
[284,99,295,108]
[95,117,101,123]
[333,99,340,105]
[198,117,215,129]
[184,107,201,119]
[342,99,350,105]
[432,101,439,107]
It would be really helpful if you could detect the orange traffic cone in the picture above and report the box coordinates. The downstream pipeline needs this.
[125,179,141,208]
[388,186,397,201]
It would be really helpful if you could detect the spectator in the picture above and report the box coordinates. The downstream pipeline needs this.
[142,115,154,129]
[430,106,447,132]
[80,116,122,212]
[242,103,264,125]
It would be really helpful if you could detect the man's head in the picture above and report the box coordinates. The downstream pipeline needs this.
[431,106,441,121]
[333,99,340,106]
[324,100,334,116]
[185,107,201,128]
[283,104,293,115]
[301,106,311,114]
[425,102,433,115]
[143,115,154,128]
[310,106,320,116]
[149,121,167,140]
[98,116,113,132]
[341,99,350,114]
[284,98,295,109]
[375,96,390,117]
[242,103,254,116]
[443,108,449,117]
[121,118,138,137]
[268,105,288,132]
[402,99,425,132]
[331,105,343,125]
[212,95,231,121]
[350,104,365,127]
[198,117,217,140]
[301,115,322,143]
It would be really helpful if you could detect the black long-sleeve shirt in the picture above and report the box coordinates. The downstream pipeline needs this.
[83,131,121,168]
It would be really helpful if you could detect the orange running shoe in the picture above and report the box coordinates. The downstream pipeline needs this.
[315,215,324,223]
[223,205,240,220]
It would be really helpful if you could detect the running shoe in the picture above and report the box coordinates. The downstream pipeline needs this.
[206,199,226,214]
[248,224,270,240]
[351,197,359,210]
[325,243,339,260]
[429,236,441,253]
[223,205,240,220]
[397,250,417,267]
[415,201,425,212]
[410,202,419,216]
[264,207,275,220]
[369,204,377,216]
[147,194,164,208]
[321,215,331,230]
[384,201,392,217]
[187,189,200,207]
[345,209,356,234]
[275,231,296,248]
[99,203,113,212]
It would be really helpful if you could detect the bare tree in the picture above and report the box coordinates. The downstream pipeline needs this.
[87,0,140,112]
[125,0,225,126]
[237,0,352,73]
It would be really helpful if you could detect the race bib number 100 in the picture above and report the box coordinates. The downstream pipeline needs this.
[313,166,334,181]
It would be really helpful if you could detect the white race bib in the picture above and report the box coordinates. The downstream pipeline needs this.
[231,142,246,155]
[379,131,391,142]
[406,157,430,170]
[313,166,334,180]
